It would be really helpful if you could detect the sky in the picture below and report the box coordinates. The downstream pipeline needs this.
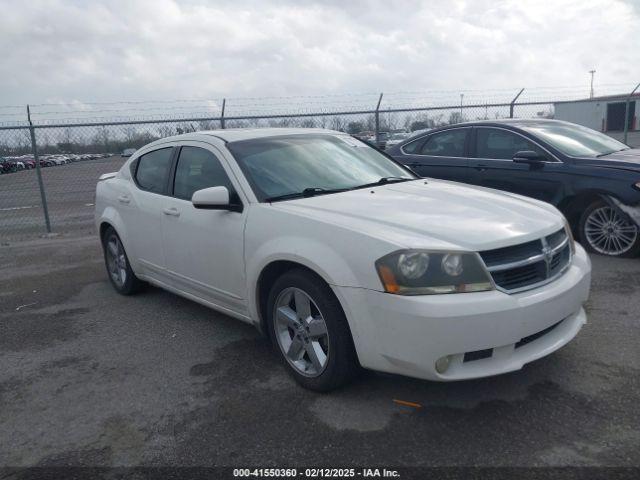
[0,0,639,116]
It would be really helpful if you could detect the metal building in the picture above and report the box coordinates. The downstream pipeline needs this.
[554,93,638,143]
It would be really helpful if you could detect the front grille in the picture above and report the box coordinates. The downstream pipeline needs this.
[480,229,572,293]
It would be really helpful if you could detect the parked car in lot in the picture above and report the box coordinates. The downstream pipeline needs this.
[385,132,411,148]
[0,157,18,174]
[121,148,136,157]
[96,128,591,391]
[20,157,36,169]
[388,119,640,257]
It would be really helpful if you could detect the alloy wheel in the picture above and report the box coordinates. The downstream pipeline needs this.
[584,206,638,256]
[273,287,330,377]
[106,235,128,287]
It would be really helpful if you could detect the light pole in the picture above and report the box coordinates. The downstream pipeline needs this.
[589,70,596,99]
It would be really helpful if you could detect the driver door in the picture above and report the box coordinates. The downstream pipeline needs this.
[468,127,565,205]
[161,143,248,316]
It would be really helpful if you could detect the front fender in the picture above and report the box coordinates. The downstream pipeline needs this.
[246,235,363,315]
[245,233,378,350]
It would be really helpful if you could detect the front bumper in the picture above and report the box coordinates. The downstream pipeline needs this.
[334,244,591,381]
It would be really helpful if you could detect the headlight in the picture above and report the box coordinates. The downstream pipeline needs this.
[375,250,494,295]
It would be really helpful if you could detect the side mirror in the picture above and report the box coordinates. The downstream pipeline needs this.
[513,150,544,164]
[192,186,242,212]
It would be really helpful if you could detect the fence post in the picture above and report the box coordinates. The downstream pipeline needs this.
[375,93,383,144]
[220,98,226,129]
[623,82,639,145]
[509,88,525,118]
[27,105,52,234]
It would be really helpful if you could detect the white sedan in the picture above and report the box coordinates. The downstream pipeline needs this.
[95,128,591,391]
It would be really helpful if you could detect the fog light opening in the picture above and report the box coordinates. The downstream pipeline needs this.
[435,355,451,374]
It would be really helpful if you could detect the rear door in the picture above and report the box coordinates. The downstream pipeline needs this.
[126,146,175,280]
[468,127,565,204]
[396,127,471,183]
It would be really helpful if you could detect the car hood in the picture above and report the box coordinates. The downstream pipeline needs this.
[576,149,640,172]
[272,179,564,251]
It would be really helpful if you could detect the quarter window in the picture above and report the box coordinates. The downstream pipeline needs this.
[135,148,173,194]
[173,146,233,201]
[420,129,467,157]
[476,128,548,160]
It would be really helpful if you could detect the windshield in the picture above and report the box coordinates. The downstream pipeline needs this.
[227,134,415,201]
[520,122,629,158]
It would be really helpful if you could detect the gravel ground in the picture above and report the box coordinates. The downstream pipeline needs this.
[0,235,639,468]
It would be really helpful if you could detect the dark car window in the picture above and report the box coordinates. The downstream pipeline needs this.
[173,146,233,201]
[135,148,173,194]
[420,129,467,157]
[402,138,423,154]
[476,128,548,160]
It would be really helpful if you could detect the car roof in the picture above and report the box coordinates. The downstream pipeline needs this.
[149,128,343,147]
[433,118,571,129]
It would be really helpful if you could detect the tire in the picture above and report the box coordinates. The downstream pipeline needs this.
[266,269,359,392]
[579,199,640,257]
[101,227,144,295]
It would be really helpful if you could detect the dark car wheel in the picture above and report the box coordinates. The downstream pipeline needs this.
[102,227,144,295]
[579,200,640,257]
[266,269,360,392]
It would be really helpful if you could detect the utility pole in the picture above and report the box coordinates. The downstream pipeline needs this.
[589,70,596,99]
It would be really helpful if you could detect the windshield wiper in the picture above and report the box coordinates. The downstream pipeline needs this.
[350,176,414,190]
[597,147,631,157]
[264,187,350,203]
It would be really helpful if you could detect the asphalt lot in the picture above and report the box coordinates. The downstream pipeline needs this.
[0,235,639,467]
[0,156,125,241]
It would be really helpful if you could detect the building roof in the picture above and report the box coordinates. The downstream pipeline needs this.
[554,92,640,105]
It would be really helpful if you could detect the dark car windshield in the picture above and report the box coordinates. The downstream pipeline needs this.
[227,134,415,201]
[520,122,629,158]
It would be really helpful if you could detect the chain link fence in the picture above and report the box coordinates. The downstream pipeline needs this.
[1,85,638,242]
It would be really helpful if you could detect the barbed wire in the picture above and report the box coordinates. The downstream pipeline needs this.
[0,83,637,127]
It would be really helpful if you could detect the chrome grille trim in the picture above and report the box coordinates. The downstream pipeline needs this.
[479,229,572,294]
[485,237,569,273]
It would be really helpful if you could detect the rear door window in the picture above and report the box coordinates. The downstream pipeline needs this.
[420,129,468,157]
[134,148,174,194]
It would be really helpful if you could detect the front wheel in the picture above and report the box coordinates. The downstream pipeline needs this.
[267,269,359,392]
[579,200,640,257]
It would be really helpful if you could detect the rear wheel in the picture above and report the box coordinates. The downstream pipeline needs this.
[102,227,144,294]
[266,269,359,391]
[579,200,640,257]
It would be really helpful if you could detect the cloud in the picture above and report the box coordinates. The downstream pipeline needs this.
[0,0,638,109]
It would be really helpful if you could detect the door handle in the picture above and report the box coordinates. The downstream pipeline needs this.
[163,207,180,217]
[117,195,130,204]
[474,164,489,171]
